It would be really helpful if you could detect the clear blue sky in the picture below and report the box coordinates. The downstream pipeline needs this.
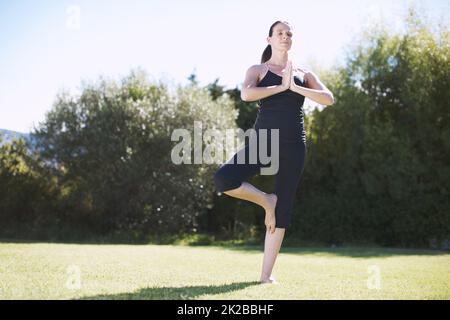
[0,0,448,132]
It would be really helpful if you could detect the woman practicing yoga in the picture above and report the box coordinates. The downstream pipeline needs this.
[214,20,334,284]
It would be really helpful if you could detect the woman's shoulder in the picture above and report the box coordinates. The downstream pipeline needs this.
[246,63,267,72]
[244,63,268,83]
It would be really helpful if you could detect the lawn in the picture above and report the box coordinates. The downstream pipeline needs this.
[0,242,448,299]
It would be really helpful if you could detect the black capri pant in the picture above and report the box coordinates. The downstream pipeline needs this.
[213,129,306,229]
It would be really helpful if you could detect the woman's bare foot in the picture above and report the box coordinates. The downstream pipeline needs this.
[263,194,277,233]
[260,275,278,284]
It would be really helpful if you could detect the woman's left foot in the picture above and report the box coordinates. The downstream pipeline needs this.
[260,276,277,284]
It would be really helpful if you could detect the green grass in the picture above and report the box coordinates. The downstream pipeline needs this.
[0,242,449,299]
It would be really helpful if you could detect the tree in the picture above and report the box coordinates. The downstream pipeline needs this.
[0,136,59,239]
[291,6,450,247]
[33,68,237,237]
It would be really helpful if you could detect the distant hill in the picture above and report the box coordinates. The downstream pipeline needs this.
[0,129,36,147]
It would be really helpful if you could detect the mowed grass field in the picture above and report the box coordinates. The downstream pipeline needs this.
[0,242,449,300]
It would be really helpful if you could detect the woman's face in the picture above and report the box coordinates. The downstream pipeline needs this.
[268,23,293,51]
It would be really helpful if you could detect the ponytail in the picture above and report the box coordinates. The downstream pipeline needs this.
[261,44,272,64]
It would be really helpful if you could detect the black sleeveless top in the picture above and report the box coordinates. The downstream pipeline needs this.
[253,64,307,144]
[256,65,306,110]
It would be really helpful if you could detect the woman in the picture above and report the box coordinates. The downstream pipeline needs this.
[214,20,334,284]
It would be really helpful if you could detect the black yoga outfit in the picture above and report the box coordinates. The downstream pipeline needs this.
[213,63,307,228]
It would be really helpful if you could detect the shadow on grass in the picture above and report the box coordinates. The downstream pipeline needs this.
[78,281,261,300]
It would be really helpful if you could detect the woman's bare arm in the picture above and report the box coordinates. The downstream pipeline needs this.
[240,65,287,102]
[290,69,335,105]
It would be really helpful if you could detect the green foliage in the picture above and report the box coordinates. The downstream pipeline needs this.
[291,8,450,248]
[0,136,60,238]
[31,68,237,237]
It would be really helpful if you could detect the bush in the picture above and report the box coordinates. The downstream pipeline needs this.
[32,68,237,237]
[290,8,450,248]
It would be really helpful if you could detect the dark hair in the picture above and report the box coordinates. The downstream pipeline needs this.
[261,20,292,64]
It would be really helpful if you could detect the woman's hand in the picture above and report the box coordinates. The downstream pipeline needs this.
[281,60,292,90]
[289,68,296,91]
[290,65,309,91]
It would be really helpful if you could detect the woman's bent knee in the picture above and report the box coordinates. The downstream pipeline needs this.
[214,166,242,193]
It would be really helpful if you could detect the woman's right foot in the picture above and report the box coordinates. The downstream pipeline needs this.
[264,193,277,232]
[264,193,277,215]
